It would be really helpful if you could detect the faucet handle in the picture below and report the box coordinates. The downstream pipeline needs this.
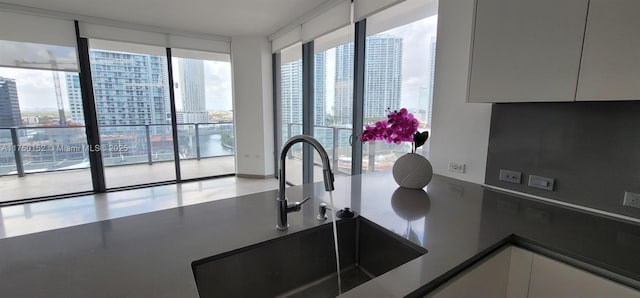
[287,196,312,212]
[298,196,312,206]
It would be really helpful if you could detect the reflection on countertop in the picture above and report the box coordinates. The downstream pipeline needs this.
[0,171,639,297]
[0,176,279,239]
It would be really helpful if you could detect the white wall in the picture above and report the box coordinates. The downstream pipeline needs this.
[231,37,275,177]
[430,0,492,184]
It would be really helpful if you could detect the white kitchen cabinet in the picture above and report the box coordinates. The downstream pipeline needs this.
[528,253,640,298]
[428,246,640,298]
[467,0,589,103]
[576,0,640,101]
[505,247,533,298]
[428,246,531,298]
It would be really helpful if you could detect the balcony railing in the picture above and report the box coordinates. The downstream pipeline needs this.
[282,123,430,175]
[0,122,235,177]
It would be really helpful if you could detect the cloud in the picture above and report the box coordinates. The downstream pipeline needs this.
[0,67,64,111]
[379,16,438,109]
[204,61,232,111]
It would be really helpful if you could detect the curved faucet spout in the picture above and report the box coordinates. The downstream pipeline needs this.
[279,135,335,200]
[277,135,335,230]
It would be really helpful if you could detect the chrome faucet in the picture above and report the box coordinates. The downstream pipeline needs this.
[277,135,335,230]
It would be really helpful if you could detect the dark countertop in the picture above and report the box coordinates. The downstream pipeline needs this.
[0,172,639,297]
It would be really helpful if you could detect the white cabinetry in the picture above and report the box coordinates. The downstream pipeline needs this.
[428,246,640,298]
[528,253,640,298]
[467,0,588,103]
[426,247,513,298]
[576,0,640,101]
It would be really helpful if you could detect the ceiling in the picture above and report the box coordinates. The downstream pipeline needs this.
[1,0,330,37]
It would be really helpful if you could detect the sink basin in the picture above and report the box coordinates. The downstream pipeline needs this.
[192,216,427,298]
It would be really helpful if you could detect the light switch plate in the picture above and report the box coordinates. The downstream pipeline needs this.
[528,175,555,191]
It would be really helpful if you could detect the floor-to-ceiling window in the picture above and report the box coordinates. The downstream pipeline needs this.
[313,26,355,180]
[87,39,176,188]
[171,49,235,179]
[0,13,93,202]
[278,43,304,185]
[273,0,438,181]
[362,0,438,173]
[0,11,237,205]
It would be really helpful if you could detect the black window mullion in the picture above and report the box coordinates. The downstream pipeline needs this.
[302,41,314,184]
[165,48,181,182]
[273,53,282,178]
[352,20,366,176]
[75,20,106,193]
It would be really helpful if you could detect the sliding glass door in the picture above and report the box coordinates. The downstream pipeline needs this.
[88,39,176,188]
[170,49,235,179]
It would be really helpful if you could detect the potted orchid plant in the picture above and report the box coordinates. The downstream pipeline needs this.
[360,108,429,152]
[360,108,433,189]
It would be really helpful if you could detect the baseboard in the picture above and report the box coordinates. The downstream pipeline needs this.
[236,173,276,179]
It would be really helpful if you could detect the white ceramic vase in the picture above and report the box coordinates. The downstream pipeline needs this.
[392,153,433,189]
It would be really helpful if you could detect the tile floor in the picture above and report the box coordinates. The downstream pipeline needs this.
[0,156,236,202]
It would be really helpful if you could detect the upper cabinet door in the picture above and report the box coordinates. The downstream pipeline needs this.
[576,0,640,101]
[468,0,589,103]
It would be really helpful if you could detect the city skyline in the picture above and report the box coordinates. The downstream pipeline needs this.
[0,15,437,127]
[279,15,437,128]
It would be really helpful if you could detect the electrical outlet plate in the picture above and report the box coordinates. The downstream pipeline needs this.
[499,169,521,184]
[528,175,555,191]
[623,191,640,209]
[448,161,465,173]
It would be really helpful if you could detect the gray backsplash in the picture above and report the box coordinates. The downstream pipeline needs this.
[485,101,640,219]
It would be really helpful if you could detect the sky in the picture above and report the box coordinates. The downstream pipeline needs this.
[390,15,438,110]
[0,41,78,111]
[0,67,71,111]
[172,59,233,112]
[0,14,438,117]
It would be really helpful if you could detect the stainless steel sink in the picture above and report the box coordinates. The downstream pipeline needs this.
[191,216,427,298]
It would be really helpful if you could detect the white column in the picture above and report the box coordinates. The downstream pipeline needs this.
[231,37,275,178]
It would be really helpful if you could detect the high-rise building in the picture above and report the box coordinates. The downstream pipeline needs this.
[279,52,327,127]
[334,43,354,125]
[66,74,83,124]
[66,50,170,128]
[176,58,208,124]
[0,76,22,127]
[280,58,302,141]
[334,36,403,125]
[314,51,326,126]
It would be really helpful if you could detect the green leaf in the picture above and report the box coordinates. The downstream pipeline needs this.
[414,131,429,149]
